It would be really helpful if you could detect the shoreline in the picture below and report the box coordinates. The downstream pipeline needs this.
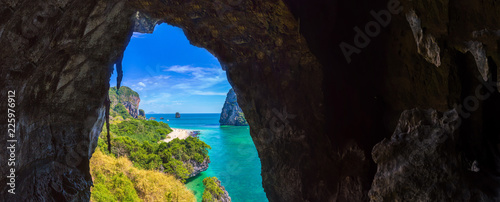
[161,128,196,143]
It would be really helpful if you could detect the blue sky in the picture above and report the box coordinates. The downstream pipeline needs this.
[110,24,232,113]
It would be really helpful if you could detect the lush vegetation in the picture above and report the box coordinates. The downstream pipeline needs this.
[109,86,139,101]
[90,148,195,202]
[91,86,214,201]
[110,119,172,143]
[98,119,210,182]
[109,86,139,119]
[112,103,132,119]
[139,109,146,119]
[202,177,225,202]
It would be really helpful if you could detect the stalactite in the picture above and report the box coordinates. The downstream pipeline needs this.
[116,54,124,90]
[105,94,111,154]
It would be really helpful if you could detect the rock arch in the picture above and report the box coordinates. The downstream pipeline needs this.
[2,0,500,201]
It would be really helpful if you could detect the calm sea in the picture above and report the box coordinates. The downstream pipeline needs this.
[146,113,268,202]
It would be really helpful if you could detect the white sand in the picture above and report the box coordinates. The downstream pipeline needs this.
[161,128,192,143]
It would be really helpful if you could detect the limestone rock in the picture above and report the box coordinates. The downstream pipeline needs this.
[109,86,141,118]
[219,88,248,126]
[369,108,488,201]
[188,158,210,178]
[132,11,160,33]
[406,10,441,67]
[463,41,489,82]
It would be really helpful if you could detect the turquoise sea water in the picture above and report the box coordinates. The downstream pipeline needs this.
[146,113,268,202]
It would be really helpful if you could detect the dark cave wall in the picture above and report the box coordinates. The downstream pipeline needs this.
[1,0,500,201]
[283,0,500,200]
[0,0,134,200]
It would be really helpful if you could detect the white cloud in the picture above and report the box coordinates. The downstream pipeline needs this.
[164,65,199,73]
[171,83,191,89]
[171,100,184,105]
[141,93,171,105]
[192,91,226,96]
[164,65,224,80]
[163,65,226,92]
[154,75,171,80]
[138,82,146,87]
[132,32,146,38]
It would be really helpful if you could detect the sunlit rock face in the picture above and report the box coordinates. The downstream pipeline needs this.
[219,88,248,126]
[1,0,500,201]
[109,86,141,118]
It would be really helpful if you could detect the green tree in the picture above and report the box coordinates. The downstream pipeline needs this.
[91,183,117,201]
[164,159,190,182]
[202,177,225,202]
[97,117,210,180]
[110,173,141,201]
[113,103,132,119]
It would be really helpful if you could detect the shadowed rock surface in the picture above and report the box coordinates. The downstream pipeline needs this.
[1,0,500,201]
[370,108,489,201]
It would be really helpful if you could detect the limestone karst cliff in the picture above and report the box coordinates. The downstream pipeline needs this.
[219,88,248,126]
[109,86,141,119]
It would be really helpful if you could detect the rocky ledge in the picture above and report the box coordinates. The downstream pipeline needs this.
[214,179,231,202]
[203,177,231,202]
[188,158,210,178]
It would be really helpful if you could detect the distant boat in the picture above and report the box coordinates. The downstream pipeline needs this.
[167,119,169,121]
[160,117,164,120]
[175,112,181,118]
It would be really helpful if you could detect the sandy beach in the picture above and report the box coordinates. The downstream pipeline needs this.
[162,128,193,143]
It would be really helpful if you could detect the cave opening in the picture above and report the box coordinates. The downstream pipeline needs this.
[94,22,268,201]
